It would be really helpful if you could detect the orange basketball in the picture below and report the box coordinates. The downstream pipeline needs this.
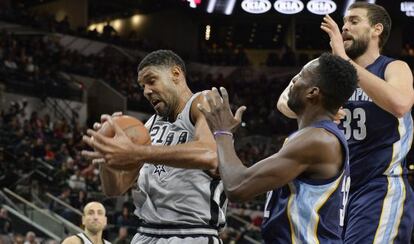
[98,115,151,170]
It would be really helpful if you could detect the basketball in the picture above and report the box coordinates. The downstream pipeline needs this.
[98,115,151,170]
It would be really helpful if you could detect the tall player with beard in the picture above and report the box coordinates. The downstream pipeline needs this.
[278,3,414,243]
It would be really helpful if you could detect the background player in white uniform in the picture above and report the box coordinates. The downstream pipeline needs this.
[61,201,110,244]
[82,50,225,244]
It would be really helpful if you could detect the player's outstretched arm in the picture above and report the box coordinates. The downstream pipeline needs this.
[199,87,342,202]
[216,128,341,202]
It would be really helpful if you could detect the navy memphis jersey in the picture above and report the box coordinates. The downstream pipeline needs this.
[338,55,413,188]
[261,120,351,244]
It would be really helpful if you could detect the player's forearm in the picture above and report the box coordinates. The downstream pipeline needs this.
[215,135,254,202]
[353,62,413,117]
[137,142,217,169]
[99,165,138,196]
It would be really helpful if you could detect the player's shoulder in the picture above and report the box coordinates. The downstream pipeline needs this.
[385,59,412,72]
[61,235,82,244]
[280,127,341,166]
[189,92,207,121]
[291,126,339,145]
[287,127,340,155]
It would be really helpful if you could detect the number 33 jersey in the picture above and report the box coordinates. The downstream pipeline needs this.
[338,55,413,189]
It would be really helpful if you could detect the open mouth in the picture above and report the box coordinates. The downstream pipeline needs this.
[342,34,353,42]
[151,99,160,107]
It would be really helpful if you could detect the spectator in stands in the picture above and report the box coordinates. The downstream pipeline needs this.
[70,190,88,210]
[102,22,117,39]
[113,226,130,244]
[0,208,13,244]
[50,186,71,212]
[56,16,70,33]
[68,169,86,191]
[3,55,17,70]
[115,205,134,227]
[13,233,24,244]
[23,231,38,244]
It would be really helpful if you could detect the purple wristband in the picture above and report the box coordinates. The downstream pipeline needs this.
[213,130,233,138]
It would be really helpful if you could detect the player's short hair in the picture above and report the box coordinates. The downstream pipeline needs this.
[312,53,357,112]
[348,2,391,49]
[138,50,187,76]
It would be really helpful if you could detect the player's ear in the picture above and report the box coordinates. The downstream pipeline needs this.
[306,87,320,99]
[171,66,182,84]
[373,23,383,38]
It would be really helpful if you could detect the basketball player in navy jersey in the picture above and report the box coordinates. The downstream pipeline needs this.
[198,53,358,243]
[278,3,414,243]
[82,50,226,244]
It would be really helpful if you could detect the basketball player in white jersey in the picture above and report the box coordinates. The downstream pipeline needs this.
[82,50,225,243]
[61,201,110,244]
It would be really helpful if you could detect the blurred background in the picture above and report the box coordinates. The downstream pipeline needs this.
[0,0,413,243]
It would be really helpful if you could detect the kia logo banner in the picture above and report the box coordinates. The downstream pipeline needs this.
[401,2,414,16]
[241,0,272,14]
[307,0,336,15]
[274,0,304,14]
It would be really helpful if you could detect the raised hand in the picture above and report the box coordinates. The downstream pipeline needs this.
[197,87,246,134]
[321,15,348,59]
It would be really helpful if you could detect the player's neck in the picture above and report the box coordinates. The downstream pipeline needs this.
[297,108,334,130]
[353,45,381,67]
[85,230,103,244]
[171,88,193,121]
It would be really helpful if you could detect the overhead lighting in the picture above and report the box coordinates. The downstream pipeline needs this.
[225,0,237,15]
[111,19,122,31]
[205,25,211,40]
[88,24,96,31]
[131,15,142,26]
[207,0,217,13]
[409,164,414,170]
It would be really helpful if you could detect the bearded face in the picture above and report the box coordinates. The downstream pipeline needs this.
[344,31,370,60]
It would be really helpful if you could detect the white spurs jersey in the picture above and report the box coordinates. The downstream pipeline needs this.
[75,233,111,244]
[132,93,227,237]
